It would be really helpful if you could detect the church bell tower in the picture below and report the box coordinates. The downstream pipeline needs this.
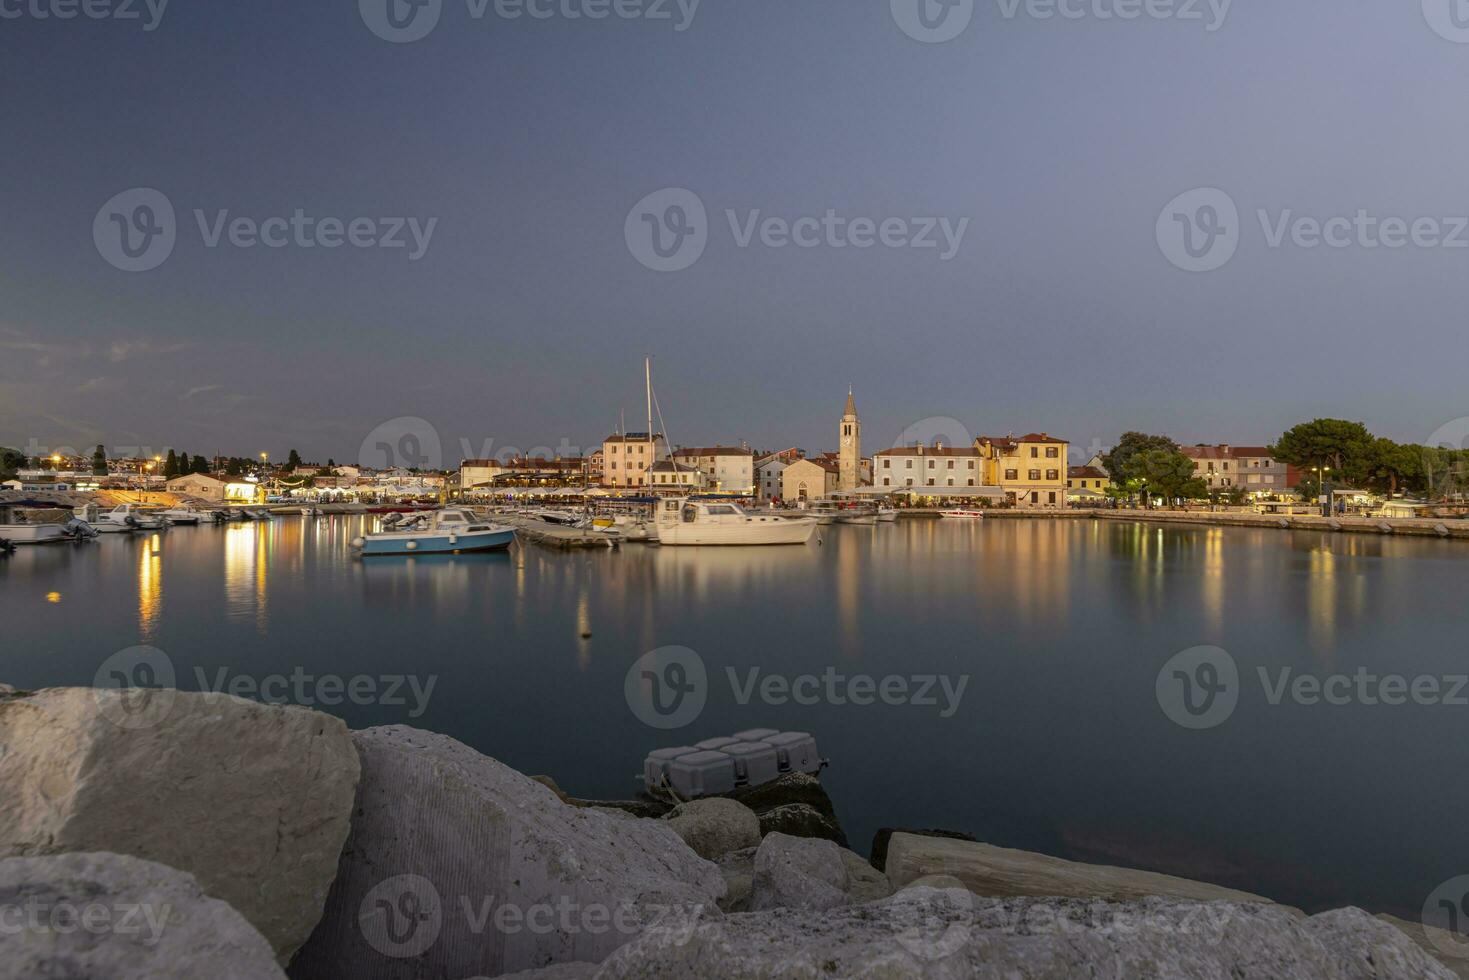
[839,387,861,491]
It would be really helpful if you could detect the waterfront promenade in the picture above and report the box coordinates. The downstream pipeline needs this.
[967,508,1469,539]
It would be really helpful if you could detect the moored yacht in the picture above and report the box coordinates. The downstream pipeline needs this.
[351,508,516,555]
[105,504,167,530]
[159,507,203,525]
[653,497,817,546]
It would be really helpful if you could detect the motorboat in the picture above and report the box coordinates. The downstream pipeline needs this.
[351,508,516,556]
[159,507,203,525]
[653,497,817,546]
[74,503,133,533]
[940,509,985,519]
[834,502,878,526]
[0,505,73,544]
[805,501,841,525]
[104,504,166,530]
[877,506,898,522]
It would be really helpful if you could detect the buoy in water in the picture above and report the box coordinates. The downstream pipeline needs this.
[406,540,418,550]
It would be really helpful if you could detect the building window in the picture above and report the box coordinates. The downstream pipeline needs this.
[1030,447,1038,458]
[927,460,934,468]
[967,461,975,469]
[1048,492,1056,504]
[927,479,935,486]
[1046,469,1058,481]
[967,479,974,486]
[906,460,913,469]
[882,459,890,468]
[1005,469,1018,480]
[1028,469,1041,481]
[947,478,954,486]
[883,477,890,486]
[1045,447,1059,458]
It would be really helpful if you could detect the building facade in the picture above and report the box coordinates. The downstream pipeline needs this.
[1180,444,1295,496]
[672,447,755,495]
[781,458,839,503]
[649,459,706,491]
[976,433,1070,508]
[601,433,670,489]
[873,444,985,489]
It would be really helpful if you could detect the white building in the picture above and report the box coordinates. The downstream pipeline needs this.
[673,447,754,495]
[602,433,670,489]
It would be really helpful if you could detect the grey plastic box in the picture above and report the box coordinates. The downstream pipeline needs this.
[643,746,696,792]
[732,728,780,742]
[663,750,737,798]
[694,736,740,752]
[723,741,780,788]
[765,731,821,774]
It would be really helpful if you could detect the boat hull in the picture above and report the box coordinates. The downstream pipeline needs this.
[361,528,516,555]
[656,519,817,546]
[940,510,985,519]
[836,514,877,525]
[0,524,69,543]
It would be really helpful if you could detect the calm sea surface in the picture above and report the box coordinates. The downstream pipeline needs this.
[2,516,1463,918]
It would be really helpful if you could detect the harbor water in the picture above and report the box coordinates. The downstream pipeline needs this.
[1,515,1463,920]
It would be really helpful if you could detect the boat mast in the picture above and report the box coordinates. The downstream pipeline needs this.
[645,355,655,460]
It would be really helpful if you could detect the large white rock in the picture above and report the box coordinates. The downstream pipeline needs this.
[661,798,760,860]
[288,726,725,980]
[0,851,285,980]
[748,833,850,912]
[885,832,1270,904]
[593,888,1456,978]
[0,687,360,963]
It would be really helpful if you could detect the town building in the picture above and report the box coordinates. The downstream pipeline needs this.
[460,457,590,490]
[672,447,754,495]
[873,444,985,490]
[754,448,803,503]
[649,459,706,491]
[781,457,840,503]
[1066,465,1112,504]
[1180,444,1297,496]
[976,433,1070,508]
[601,433,670,489]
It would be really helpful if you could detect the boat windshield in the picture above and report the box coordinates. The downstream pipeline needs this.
[705,505,741,516]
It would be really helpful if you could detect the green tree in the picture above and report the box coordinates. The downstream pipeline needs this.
[1129,448,1208,502]
[191,455,209,474]
[1357,438,1422,497]
[0,447,24,478]
[1272,419,1373,479]
[92,445,108,476]
[286,449,302,473]
[164,449,179,478]
[1102,432,1179,486]
[225,457,244,477]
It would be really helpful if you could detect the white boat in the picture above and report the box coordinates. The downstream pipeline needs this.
[74,504,132,533]
[877,506,898,522]
[653,497,817,546]
[835,503,878,526]
[351,508,516,556]
[940,509,985,519]
[160,507,202,525]
[806,501,841,525]
[105,504,167,530]
[0,506,72,544]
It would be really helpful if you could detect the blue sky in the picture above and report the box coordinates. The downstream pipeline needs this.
[2,0,1467,463]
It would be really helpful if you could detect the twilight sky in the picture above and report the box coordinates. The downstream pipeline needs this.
[2,0,1467,465]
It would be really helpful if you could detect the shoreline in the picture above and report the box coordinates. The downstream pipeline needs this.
[903,507,1469,539]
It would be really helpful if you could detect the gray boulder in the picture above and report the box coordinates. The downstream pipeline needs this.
[722,842,889,914]
[885,832,1269,904]
[592,889,1456,978]
[288,726,725,980]
[0,687,359,964]
[1376,914,1469,979]
[749,832,850,912]
[756,803,845,845]
[0,851,285,980]
[662,798,761,860]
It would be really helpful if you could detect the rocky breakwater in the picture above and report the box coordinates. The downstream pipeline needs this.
[1,682,1463,979]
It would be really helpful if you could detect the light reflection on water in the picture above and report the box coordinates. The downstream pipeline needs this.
[2,515,1466,919]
